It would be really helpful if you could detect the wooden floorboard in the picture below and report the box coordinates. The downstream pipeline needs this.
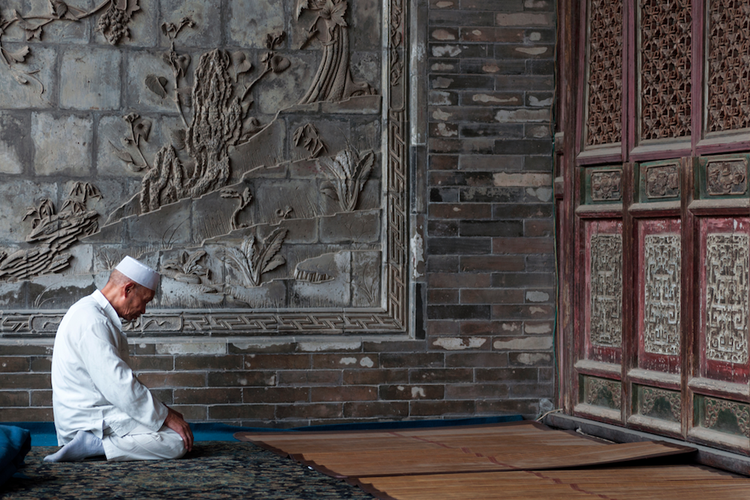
[234,421,748,499]
[352,466,750,500]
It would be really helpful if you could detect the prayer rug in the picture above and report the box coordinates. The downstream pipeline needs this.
[0,442,373,499]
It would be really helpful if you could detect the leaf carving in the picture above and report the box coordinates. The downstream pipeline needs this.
[108,140,135,164]
[3,46,30,64]
[295,0,310,19]
[231,51,253,81]
[145,75,168,99]
[330,1,348,26]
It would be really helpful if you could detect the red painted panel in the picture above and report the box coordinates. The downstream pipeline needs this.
[636,219,682,374]
[698,217,750,385]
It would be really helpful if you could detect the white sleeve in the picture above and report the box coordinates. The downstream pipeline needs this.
[78,319,168,431]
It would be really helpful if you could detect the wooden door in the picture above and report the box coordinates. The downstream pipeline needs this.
[558,0,750,454]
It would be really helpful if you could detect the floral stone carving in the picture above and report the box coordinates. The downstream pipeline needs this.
[319,147,375,212]
[0,183,101,281]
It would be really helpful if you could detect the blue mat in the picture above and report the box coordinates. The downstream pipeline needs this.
[7,414,523,447]
[0,425,31,486]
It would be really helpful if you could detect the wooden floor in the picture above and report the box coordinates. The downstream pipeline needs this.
[235,421,750,499]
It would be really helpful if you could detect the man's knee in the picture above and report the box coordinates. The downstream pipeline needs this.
[103,428,188,461]
[157,429,188,459]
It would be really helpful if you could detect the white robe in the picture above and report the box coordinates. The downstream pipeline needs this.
[51,290,183,460]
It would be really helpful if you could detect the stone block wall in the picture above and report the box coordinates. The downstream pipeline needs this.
[0,0,556,426]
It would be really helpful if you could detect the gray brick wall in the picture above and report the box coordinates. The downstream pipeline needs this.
[0,0,556,425]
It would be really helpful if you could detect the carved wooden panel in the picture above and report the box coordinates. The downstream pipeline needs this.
[705,233,749,364]
[707,0,750,132]
[706,159,748,197]
[639,0,692,140]
[643,233,681,355]
[634,385,681,423]
[585,167,623,204]
[588,231,623,349]
[636,219,681,374]
[585,0,623,146]
[696,395,750,438]
[642,162,680,200]
[582,376,622,410]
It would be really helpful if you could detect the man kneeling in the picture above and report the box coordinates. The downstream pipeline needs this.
[45,257,193,462]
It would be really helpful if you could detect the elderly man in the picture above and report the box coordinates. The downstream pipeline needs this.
[45,256,193,462]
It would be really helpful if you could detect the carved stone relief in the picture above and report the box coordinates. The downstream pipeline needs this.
[644,163,680,199]
[702,397,750,437]
[0,183,101,282]
[640,0,692,140]
[0,0,408,336]
[643,234,681,355]
[589,233,623,348]
[705,233,749,364]
[584,377,622,410]
[0,0,141,95]
[706,159,748,196]
[707,0,750,132]
[585,0,623,146]
[590,170,622,202]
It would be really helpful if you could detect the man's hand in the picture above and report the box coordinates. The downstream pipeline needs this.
[164,406,193,452]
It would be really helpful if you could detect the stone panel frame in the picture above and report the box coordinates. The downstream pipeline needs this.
[0,0,412,339]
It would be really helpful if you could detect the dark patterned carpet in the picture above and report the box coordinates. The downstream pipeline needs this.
[1,442,374,499]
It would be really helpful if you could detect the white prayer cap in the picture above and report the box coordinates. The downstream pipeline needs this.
[115,256,160,291]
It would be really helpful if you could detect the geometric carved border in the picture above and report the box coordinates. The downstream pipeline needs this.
[0,0,409,338]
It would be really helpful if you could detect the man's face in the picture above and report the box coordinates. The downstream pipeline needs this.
[121,284,155,321]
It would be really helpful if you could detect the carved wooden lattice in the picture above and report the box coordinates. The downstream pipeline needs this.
[644,234,681,355]
[703,397,750,437]
[707,0,750,132]
[586,0,623,146]
[705,233,749,364]
[640,0,692,140]
[589,233,622,348]
[640,386,681,422]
